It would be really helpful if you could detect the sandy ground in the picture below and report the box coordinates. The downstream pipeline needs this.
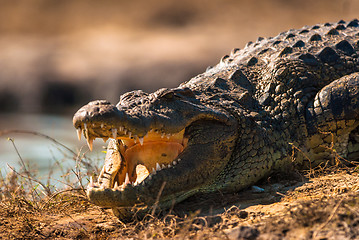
[1,167,359,239]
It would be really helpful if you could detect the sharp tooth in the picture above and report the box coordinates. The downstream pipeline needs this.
[112,128,117,139]
[156,163,161,171]
[152,168,156,174]
[139,137,144,146]
[172,160,177,165]
[128,131,132,138]
[124,128,128,134]
[114,181,119,188]
[125,173,130,185]
[168,164,171,168]
[77,128,82,141]
[84,123,89,140]
[90,176,94,185]
[101,123,104,128]
[119,126,124,132]
[167,134,171,139]
[87,137,94,151]
[161,133,165,138]
[161,164,166,169]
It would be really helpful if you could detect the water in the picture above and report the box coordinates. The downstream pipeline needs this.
[0,113,106,186]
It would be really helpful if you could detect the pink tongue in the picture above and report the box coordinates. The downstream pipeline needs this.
[124,141,183,173]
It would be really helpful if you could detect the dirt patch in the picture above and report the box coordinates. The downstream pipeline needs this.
[1,168,359,239]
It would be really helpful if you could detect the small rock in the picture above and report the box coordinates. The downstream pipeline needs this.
[226,226,260,240]
[238,210,249,219]
[251,186,265,193]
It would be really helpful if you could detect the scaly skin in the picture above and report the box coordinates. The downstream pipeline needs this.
[73,19,359,219]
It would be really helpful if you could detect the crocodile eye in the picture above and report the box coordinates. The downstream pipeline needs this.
[180,87,195,97]
[161,91,175,99]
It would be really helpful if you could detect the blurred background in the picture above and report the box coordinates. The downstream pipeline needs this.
[0,0,358,181]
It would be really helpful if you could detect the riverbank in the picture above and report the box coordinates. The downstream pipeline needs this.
[1,166,358,239]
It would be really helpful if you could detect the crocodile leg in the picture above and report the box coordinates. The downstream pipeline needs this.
[305,72,359,164]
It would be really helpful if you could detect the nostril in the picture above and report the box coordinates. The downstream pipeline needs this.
[75,109,87,119]
[90,100,111,106]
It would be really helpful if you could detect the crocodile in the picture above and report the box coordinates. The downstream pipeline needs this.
[73,19,359,219]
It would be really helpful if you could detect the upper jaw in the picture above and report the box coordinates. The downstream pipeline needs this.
[73,100,187,138]
[73,100,150,140]
[72,97,234,150]
[72,101,188,152]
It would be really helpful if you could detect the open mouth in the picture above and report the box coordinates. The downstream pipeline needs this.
[77,123,189,190]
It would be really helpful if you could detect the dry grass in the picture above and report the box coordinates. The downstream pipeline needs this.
[1,131,359,239]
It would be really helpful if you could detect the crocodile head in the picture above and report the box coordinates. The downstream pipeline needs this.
[73,86,238,212]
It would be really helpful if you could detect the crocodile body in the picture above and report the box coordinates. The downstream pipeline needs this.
[73,19,359,219]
